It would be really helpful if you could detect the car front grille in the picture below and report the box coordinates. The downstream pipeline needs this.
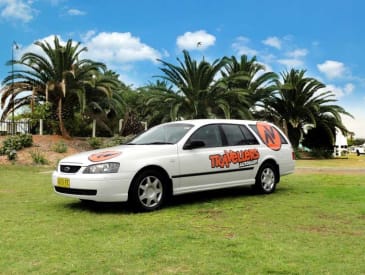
[60,165,81,173]
[55,186,97,196]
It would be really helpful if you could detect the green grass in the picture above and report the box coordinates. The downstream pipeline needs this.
[296,153,365,168]
[0,165,364,274]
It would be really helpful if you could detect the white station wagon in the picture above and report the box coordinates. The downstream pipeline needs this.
[52,119,295,211]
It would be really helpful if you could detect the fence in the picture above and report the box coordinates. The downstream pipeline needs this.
[0,119,148,137]
[0,120,31,135]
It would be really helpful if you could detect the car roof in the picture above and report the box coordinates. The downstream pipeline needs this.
[163,119,263,127]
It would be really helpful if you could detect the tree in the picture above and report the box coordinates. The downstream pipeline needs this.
[139,80,177,126]
[221,55,277,118]
[155,50,227,119]
[1,36,108,137]
[76,70,125,136]
[263,69,352,148]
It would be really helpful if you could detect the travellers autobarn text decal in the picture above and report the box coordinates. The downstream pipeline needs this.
[209,149,260,169]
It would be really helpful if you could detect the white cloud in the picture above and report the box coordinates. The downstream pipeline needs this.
[232,36,258,56]
[67,8,86,16]
[276,48,308,68]
[176,30,216,51]
[17,33,161,87]
[0,0,37,22]
[344,83,355,94]
[323,83,354,99]
[81,30,96,42]
[287,48,308,58]
[325,84,344,98]
[341,113,365,138]
[277,58,304,68]
[83,32,161,63]
[317,60,346,79]
[262,36,282,49]
[18,35,67,59]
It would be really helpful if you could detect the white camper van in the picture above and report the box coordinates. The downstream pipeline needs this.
[333,129,348,157]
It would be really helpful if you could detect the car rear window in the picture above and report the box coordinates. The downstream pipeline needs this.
[249,123,289,144]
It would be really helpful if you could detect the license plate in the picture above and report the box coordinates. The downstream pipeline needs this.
[57,177,70,188]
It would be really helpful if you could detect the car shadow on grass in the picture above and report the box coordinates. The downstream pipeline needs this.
[167,186,257,208]
[65,200,130,214]
[62,185,291,214]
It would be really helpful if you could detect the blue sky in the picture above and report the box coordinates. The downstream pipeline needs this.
[1,0,364,138]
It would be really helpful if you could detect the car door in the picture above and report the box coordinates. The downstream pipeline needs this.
[174,123,260,194]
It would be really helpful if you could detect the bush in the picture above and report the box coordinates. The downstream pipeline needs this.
[87,137,102,149]
[6,149,17,161]
[0,134,33,161]
[29,149,49,165]
[52,141,68,153]
[309,148,334,159]
[87,135,135,150]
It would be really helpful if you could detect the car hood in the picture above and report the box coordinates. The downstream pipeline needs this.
[59,144,178,165]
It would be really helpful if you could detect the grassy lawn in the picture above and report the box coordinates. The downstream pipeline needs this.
[296,153,365,168]
[0,163,364,274]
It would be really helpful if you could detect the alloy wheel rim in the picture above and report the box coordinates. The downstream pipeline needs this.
[261,168,275,191]
[138,176,163,208]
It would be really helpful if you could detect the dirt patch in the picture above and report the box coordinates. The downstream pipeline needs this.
[0,135,91,166]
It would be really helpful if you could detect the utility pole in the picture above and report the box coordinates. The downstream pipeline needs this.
[11,41,19,135]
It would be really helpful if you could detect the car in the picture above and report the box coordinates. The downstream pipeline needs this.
[354,144,365,156]
[52,119,295,211]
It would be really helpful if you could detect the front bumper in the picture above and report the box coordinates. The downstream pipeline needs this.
[52,170,133,202]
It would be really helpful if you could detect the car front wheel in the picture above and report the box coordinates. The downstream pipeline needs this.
[255,163,277,194]
[129,170,167,212]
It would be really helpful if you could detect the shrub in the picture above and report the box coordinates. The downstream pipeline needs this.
[0,134,33,161]
[309,148,334,159]
[6,149,17,161]
[52,141,68,153]
[29,149,49,165]
[87,137,102,149]
[18,134,33,148]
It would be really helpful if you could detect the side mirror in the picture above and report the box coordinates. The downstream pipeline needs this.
[183,140,205,150]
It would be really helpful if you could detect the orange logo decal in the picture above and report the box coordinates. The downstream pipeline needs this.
[88,151,121,162]
[209,149,260,168]
[256,122,281,151]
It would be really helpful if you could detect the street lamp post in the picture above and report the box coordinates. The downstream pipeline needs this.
[11,41,19,135]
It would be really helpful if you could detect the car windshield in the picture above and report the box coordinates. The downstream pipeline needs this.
[129,123,193,145]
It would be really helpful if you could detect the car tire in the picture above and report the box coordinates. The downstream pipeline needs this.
[254,162,277,194]
[129,169,167,212]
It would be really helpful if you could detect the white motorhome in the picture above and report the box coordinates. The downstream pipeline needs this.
[333,129,348,157]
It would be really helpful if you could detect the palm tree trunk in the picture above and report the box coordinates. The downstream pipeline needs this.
[58,97,70,138]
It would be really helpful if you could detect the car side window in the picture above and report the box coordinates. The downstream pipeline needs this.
[219,124,259,146]
[239,125,259,145]
[188,124,222,148]
[221,124,246,146]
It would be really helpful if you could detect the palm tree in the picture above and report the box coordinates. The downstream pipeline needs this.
[139,80,177,126]
[221,55,277,118]
[75,69,125,136]
[1,36,107,137]
[263,69,352,148]
[156,50,227,119]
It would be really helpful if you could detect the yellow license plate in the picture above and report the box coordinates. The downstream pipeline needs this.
[57,177,70,188]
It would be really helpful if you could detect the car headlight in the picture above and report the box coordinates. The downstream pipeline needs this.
[83,162,120,174]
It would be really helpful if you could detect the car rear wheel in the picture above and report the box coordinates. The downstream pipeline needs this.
[255,163,277,194]
[129,169,167,212]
